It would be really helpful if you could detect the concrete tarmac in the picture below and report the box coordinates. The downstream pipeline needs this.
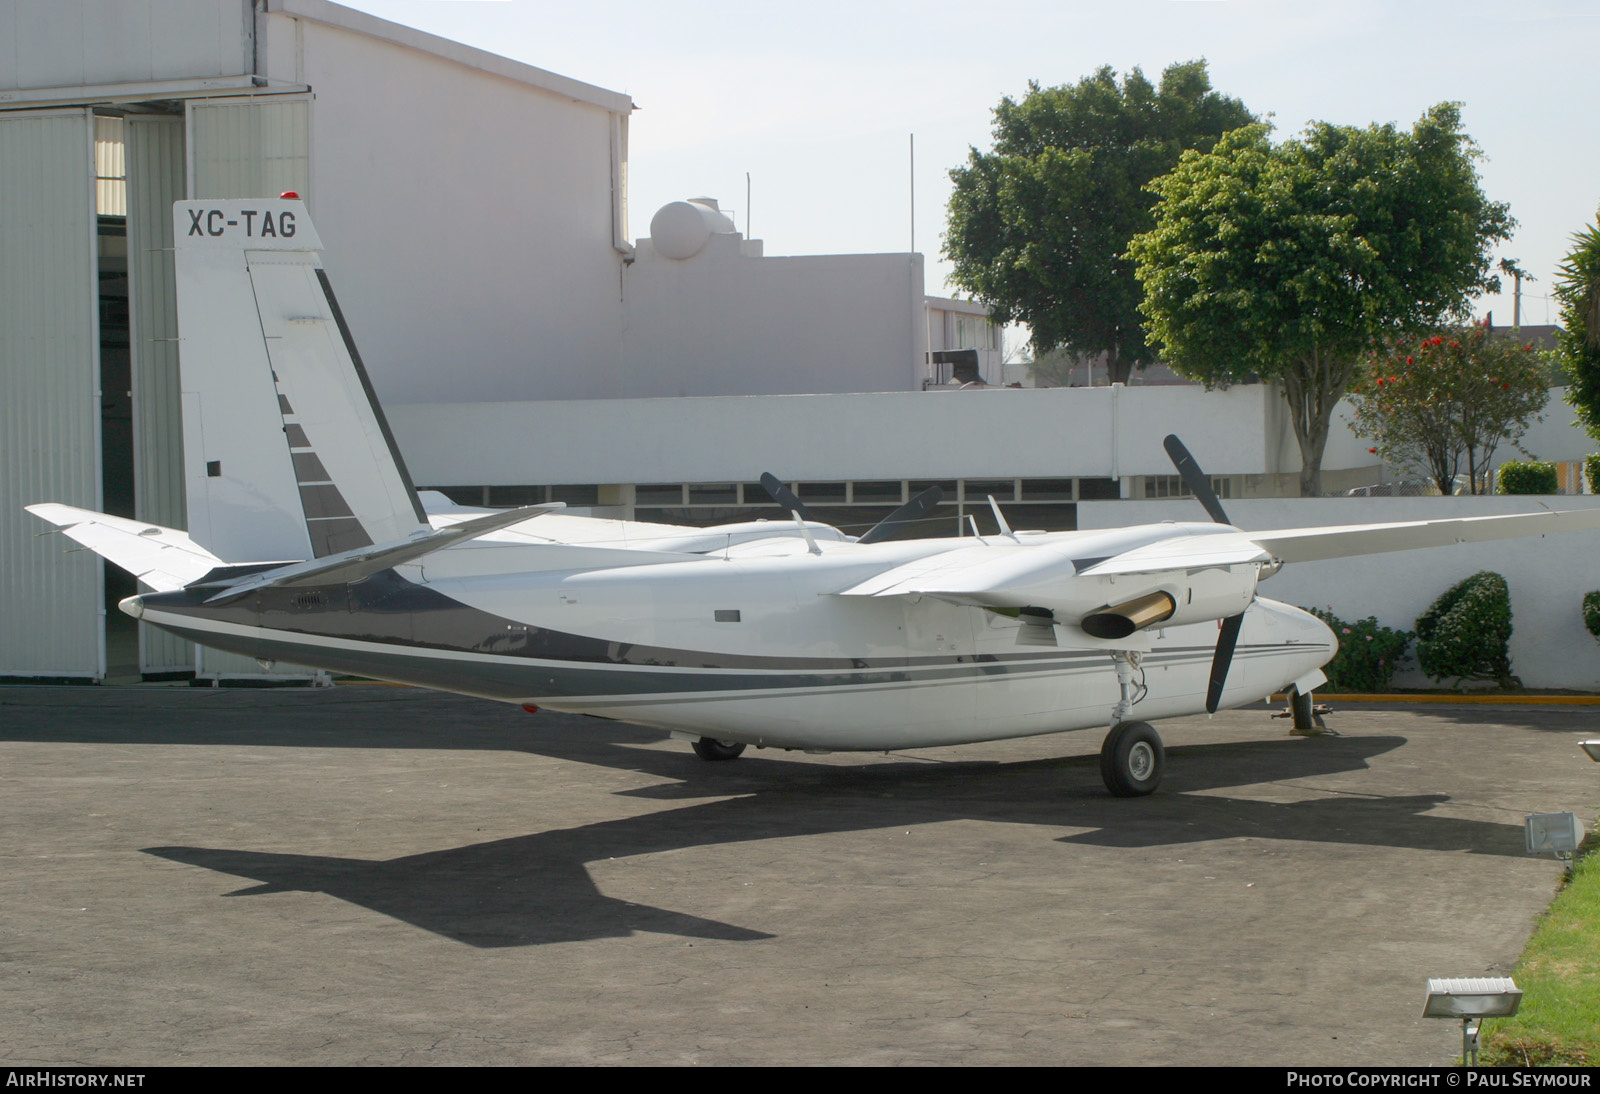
[1,685,1595,1067]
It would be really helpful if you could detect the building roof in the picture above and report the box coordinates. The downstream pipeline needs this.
[271,0,633,114]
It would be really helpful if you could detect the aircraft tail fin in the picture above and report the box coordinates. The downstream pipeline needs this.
[174,198,430,564]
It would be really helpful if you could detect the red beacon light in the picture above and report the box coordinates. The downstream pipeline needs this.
[279,190,300,200]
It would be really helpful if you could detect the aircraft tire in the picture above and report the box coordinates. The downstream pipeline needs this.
[1099,721,1163,797]
[692,737,746,761]
[1290,687,1315,731]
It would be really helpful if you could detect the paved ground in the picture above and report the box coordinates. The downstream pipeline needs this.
[2,685,1595,1067]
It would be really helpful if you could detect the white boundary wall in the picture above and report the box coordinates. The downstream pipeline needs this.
[389,384,1330,486]
[1081,497,1600,691]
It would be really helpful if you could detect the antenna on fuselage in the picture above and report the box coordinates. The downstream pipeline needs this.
[791,510,822,555]
[987,495,1015,539]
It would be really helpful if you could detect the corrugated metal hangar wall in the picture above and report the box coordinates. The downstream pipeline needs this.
[0,95,313,681]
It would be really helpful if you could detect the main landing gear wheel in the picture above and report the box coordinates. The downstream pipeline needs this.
[1099,721,1164,797]
[692,737,746,761]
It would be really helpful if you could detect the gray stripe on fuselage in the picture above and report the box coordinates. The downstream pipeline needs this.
[139,567,1328,701]
[146,609,1320,705]
[142,569,1094,673]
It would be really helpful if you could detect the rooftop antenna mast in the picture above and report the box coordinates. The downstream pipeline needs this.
[909,133,915,253]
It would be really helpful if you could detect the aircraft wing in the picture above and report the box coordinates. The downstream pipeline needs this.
[1245,507,1600,562]
[1073,535,1270,575]
[837,506,1600,604]
[834,544,1042,602]
[26,504,227,592]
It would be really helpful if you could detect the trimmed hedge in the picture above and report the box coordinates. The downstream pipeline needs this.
[1584,591,1600,643]
[1416,571,1518,688]
[1587,454,1600,495]
[1303,609,1412,692]
[1496,460,1559,494]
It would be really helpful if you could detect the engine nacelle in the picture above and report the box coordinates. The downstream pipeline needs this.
[1079,565,1258,639]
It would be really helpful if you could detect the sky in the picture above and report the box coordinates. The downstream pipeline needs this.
[337,0,1599,337]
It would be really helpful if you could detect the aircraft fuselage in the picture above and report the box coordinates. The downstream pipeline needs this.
[127,525,1335,752]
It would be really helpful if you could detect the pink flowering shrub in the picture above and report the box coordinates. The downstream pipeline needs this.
[1302,608,1413,692]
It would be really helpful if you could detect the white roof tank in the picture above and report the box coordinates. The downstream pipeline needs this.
[649,198,737,260]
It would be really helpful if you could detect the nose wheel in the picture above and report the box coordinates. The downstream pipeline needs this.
[1100,720,1164,797]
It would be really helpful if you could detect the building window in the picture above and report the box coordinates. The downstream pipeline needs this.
[94,115,125,217]
[1143,475,1230,500]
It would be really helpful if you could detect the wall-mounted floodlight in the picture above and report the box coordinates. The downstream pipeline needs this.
[1580,740,1600,762]
[1423,977,1521,1065]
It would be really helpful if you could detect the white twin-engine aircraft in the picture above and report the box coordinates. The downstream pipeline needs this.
[27,199,1600,797]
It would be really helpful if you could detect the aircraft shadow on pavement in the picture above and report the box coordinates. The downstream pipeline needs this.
[140,721,1532,949]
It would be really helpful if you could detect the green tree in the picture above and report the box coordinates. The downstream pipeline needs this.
[945,61,1253,384]
[1350,324,1547,495]
[1554,207,1600,441]
[1128,104,1513,495]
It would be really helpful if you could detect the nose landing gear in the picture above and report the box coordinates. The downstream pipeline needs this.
[1100,720,1164,796]
[1100,650,1163,796]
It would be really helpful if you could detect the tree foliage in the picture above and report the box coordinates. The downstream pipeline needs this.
[1349,324,1547,495]
[1302,608,1411,692]
[1415,571,1516,689]
[1495,460,1559,495]
[1555,207,1600,442]
[945,61,1253,384]
[1128,103,1513,495]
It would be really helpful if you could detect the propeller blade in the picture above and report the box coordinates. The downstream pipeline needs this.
[1162,434,1230,525]
[759,473,814,523]
[1206,612,1245,714]
[856,486,944,545]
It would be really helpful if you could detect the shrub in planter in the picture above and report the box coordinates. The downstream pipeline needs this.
[1302,608,1412,692]
[1496,460,1558,494]
[1584,590,1600,643]
[1415,571,1518,688]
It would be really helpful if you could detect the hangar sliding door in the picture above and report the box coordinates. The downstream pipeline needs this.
[0,109,103,678]
[126,114,192,675]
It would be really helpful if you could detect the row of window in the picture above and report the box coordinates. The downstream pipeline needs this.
[429,477,1240,512]
[1142,475,1233,500]
[630,478,1120,506]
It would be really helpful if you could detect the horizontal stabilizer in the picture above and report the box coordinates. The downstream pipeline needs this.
[26,504,231,592]
[202,503,567,600]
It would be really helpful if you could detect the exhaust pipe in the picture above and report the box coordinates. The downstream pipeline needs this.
[1080,591,1176,640]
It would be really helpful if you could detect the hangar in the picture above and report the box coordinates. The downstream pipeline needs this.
[0,0,925,681]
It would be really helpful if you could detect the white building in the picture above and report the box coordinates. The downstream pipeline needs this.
[923,296,1007,387]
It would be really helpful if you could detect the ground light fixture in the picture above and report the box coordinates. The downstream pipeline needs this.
[1525,811,1584,876]
[1422,978,1521,1065]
